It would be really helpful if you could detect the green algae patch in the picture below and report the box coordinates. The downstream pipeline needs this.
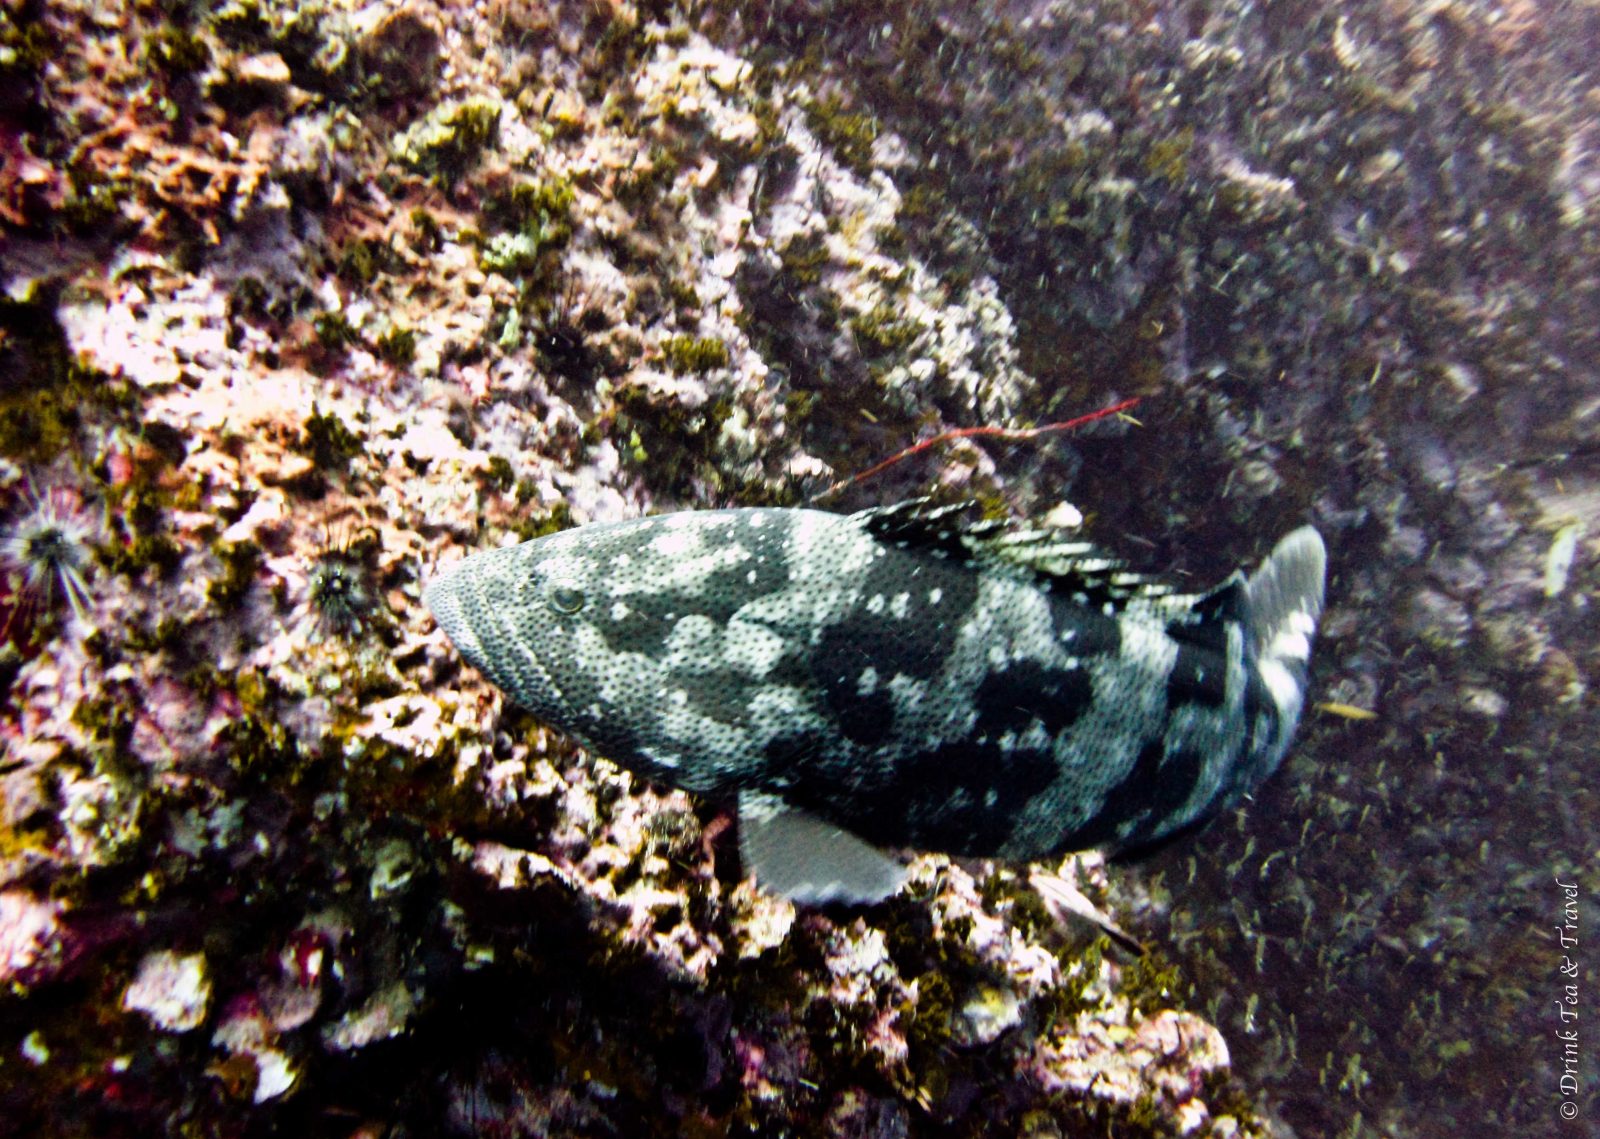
[1118,949,1188,1016]
[488,178,577,242]
[478,178,578,278]
[778,231,830,288]
[336,238,404,287]
[97,459,184,583]
[1144,126,1195,185]
[508,500,574,542]
[0,296,137,463]
[661,335,730,374]
[804,92,879,175]
[312,311,359,353]
[148,24,212,75]
[374,326,417,367]
[391,98,503,181]
[207,540,261,610]
[848,304,921,359]
[479,232,543,275]
[296,405,365,472]
[479,455,515,493]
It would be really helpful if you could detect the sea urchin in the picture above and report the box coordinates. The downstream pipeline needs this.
[1,485,99,624]
[307,534,388,639]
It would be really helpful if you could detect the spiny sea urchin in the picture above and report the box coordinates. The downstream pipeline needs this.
[306,528,388,639]
[308,553,373,635]
[1,484,100,624]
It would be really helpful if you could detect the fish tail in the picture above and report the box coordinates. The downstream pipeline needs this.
[1243,526,1327,725]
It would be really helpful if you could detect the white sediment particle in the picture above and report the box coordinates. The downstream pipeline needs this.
[890,592,910,619]
[0,890,63,983]
[1041,501,1085,529]
[122,950,211,1032]
[252,1049,296,1102]
[956,983,1022,1046]
[323,982,416,1051]
[1545,520,1582,598]
[368,838,415,899]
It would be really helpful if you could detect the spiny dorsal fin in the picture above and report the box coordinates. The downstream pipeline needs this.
[849,496,1007,558]
[848,497,1177,603]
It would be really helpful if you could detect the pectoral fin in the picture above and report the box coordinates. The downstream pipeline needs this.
[738,792,908,905]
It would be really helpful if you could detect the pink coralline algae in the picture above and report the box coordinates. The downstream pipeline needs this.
[121,949,212,1033]
[0,890,66,989]
[24,0,1598,1134]
[1031,1008,1230,1109]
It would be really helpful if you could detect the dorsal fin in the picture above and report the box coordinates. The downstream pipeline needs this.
[849,497,1006,559]
[848,497,1177,604]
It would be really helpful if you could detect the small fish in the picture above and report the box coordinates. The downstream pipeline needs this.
[425,500,1325,904]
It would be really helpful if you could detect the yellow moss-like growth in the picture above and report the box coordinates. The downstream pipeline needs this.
[661,335,730,373]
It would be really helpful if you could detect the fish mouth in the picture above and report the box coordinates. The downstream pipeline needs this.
[423,568,487,668]
[424,560,570,722]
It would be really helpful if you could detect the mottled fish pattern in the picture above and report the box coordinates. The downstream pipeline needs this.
[425,501,1326,903]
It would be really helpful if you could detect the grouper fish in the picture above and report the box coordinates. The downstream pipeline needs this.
[424,500,1326,904]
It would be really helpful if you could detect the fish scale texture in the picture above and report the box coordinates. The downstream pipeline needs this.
[427,506,1325,863]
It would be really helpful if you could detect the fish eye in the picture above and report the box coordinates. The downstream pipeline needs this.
[547,584,585,614]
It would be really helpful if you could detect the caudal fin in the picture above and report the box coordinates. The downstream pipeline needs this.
[1244,526,1326,721]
